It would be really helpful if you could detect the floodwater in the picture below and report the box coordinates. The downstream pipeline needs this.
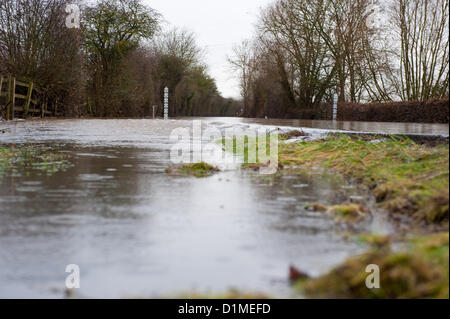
[0,117,438,299]
[189,117,449,136]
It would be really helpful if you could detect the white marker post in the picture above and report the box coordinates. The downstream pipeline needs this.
[332,93,338,122]
[164,87,169,120]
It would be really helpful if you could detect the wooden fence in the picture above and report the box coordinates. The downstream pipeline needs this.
[0,75,61,120]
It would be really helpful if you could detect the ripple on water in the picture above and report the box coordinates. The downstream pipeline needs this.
[15,186,43,193]
[292,184,309,188]
[44,214,102,226]
[76,153,116,158]
[78,174,114,182]
[0,195,28,203]
[21,181,43,186]
[276,197,298,202]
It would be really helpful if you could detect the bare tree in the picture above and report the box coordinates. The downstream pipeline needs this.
[228,40,255,116]
[0,0,83,115]
[393,0,449,100]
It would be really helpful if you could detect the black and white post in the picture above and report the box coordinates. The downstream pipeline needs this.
[332,93,338,122]
[164,87,169,120]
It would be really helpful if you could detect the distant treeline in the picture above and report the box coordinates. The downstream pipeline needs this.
[229,0,449,120]
[0,0,241,118]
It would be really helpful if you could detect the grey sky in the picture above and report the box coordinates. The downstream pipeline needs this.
[144,0,273,99]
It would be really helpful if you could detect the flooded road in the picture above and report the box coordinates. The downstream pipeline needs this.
[209,119,449,137]
[197,117,449,136]
[0,118,414,298]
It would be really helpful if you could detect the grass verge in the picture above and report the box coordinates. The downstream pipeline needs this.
[297,233,449,299]
[222,133,449,298]
[281,134,449,299]
[280,135,449,225]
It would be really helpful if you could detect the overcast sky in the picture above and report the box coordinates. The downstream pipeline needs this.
[143,0,273,99]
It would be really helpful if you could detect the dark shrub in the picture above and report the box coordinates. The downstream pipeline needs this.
[336,99,449,123]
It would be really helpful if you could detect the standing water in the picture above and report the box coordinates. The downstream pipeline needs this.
[1,118,442,298]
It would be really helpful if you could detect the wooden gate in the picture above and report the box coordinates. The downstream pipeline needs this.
[0,75,56,120]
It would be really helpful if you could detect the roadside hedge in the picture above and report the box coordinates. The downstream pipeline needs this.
[336,99,449,123]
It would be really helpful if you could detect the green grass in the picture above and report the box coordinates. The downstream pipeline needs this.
[0,145,72,178]
[221,133,449,225]
[219,134,279,168]
[166,162,220,178]
[283,136,449,299]
[279,136,449,225]
[220,133,449,298]
[304,202,370,223]
[297,233,449,299]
